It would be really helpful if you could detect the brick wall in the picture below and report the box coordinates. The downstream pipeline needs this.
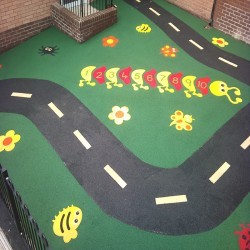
[213,0,250,44]
[51,3,117,43]
[0,0,57,53]
[167,0,214,21]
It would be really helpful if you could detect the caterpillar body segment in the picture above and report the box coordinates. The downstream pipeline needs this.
[79,66,243,104]
[156,71,174,93]
[106,67,123,89]
[182,75,202,98]
[93,66,107,84]
[131,69,148,91]
[79,66,96,87]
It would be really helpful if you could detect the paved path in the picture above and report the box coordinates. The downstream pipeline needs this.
[124,0,250,85]
[0,78,249,235]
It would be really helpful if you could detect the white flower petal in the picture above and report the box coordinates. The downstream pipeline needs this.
[112,106,120,112]
[108,113,115,120]
[123,113,131,121]
[120,106,129,113]
[115,118,124,125]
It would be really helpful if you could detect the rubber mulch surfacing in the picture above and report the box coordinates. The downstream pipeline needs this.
[0,0,249,249]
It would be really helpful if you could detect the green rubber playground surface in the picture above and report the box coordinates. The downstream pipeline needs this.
[0,0,249,249]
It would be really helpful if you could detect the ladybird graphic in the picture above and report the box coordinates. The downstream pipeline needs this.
[235,224,250,250]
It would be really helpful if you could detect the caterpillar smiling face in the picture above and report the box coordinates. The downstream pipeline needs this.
[209,80,242,104]
[53,205,82,243]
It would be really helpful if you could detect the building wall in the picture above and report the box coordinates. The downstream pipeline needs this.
[51,3,117,43]
[0,0,249,53]
[213,0,250,44]
[167,0,214,22]
[167,0,250,44]
[0,0,57,53]
[0,0,57,33]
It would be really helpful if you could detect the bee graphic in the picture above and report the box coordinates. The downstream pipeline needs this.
[136,24,152,33]
[170,110,194,131]
[53,205,82,243]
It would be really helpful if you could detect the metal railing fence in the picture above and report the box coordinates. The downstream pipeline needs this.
[0,164,49,250]
[60,0,113,17]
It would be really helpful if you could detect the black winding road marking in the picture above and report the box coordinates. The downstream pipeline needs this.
[124,0,250,85]
[0,78,249,235]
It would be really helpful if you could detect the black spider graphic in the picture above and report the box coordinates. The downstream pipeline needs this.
[38,46,59,56]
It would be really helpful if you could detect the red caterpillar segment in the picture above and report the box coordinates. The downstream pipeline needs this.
[143,69,158,88]
[169,72,183,90]
[119,67,132,84]
[93,66,106,84]
[195,77,211,95]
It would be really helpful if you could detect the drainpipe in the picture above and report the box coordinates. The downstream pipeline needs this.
[205,0,217,29]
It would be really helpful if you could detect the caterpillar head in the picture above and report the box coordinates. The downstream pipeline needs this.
[209,81,242,104]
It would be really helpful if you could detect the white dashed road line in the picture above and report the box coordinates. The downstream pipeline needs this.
[48,102,64,118]
[241,136,250,149]
[189,39,204,50]
[218,57,238,67]
[73,130,91,150]
[155,195,187,205]
[104,165,127,189]
[149,7,161,16]
[209,162,230,184]
[11,92,32,98]
[168,22,180,32]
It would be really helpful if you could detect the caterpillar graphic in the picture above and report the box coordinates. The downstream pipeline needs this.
[79,66,243,104]
[53,205,82,243]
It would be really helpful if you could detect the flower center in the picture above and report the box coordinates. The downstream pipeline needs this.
[217,40,223,44]
[107,39,114,44]
[115,110,124,118]
[3,137,12,146]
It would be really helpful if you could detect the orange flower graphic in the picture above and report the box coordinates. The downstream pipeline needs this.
[102,36,119,47]
[0,130,21,152]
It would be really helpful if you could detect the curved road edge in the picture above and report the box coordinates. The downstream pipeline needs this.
[0,78,249,235]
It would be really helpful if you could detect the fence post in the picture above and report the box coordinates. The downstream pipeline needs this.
[5,179,24,235]
[80,0,84,17]
[0,165,50,249]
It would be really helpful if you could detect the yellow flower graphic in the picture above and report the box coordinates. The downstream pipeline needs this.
[108,106,131,125]
[0,130,21,152]
[212,37,229,47]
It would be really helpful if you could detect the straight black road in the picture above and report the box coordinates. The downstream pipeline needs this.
[124,0,250,85]
[0,78,249,235]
